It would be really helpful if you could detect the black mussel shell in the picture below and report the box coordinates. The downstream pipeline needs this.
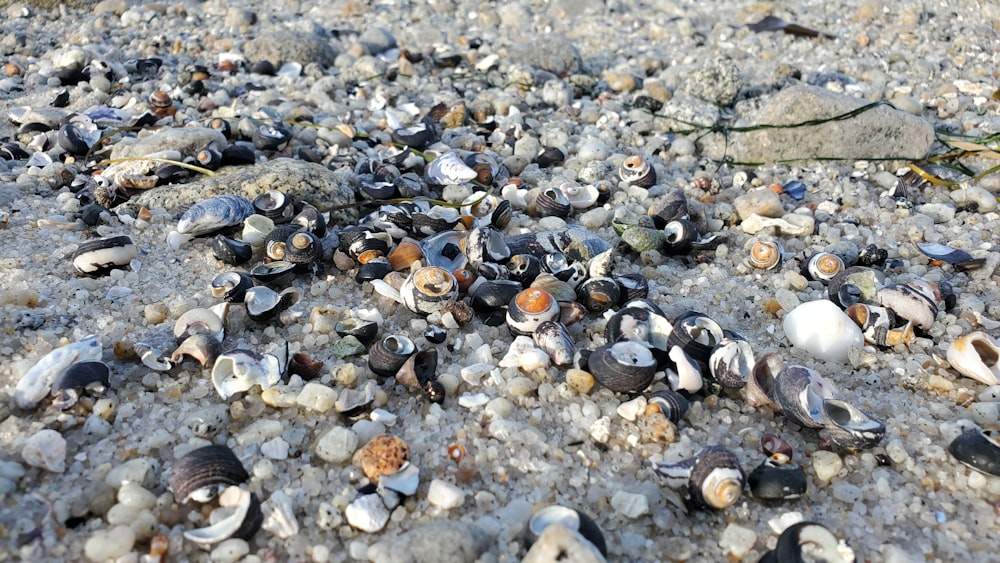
[72,235,137,276]
[212,235,253,265]
[1,142,29,160]
[948,427,1000,477]
[368,334,416,379]
[648,189,689,229]
[233,493,264,541]
[470,279,523,313]
[252,123,292,151]
[57,123,91,156]
[356,258,392,283]
[250,60,276,75]
[747,461,807,501]
[245,286,300,322]
[167,444,249,503]
[336,318,379,347]
[221,143,256,165]
[52,360,110,395]
[391,121,437,149]
[588,341,657,393]
[523,505,607,558]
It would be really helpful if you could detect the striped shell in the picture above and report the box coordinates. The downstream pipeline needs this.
[506,288,561,335]
[748,239,783,270]
[176,195,255,236]
[618,155,656,187]
[807,252,845,281]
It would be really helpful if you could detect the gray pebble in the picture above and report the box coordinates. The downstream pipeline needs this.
[366,520,492,563]
[242,30,338,67]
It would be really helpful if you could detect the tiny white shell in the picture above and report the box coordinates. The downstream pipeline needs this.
[782,300,864,363]
[183,486,252,545]
[947,331,1000,386]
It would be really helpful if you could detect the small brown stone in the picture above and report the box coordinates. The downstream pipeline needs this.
[356,434,409,480]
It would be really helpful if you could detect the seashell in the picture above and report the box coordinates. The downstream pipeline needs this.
[653,445,745,510]
[249,260,297,286]
[857,243,888,267]
[530,273,577,303]
[506,287,561,336]
[263,224,302,261]
[57,123,92,155]
[426,151,477,185]
[667,311,724,366]
[560,183,600,209]
[395,348,438,390]
[773,365,838,428]
[523,505,607,558]
[806,252,845,281]
[470,279,523,312]
[646,389,689,424]
[709,334,755,390]
[72,235,138,276]
[877,281,940,331]
[760,522,854,563]
[541,252,583,285]
[387,240,424,271]
[245,286,300,322]
[335,379,377,417]
[947,331,1000,385]
[391,121,437,149]
[252,190,294,222]
[527,187,572,218]
[761,432,794,464]
[212,235,253,265]
[614,273,649,305]
[913,241,985,270]
[464,226,510,268]
[739,212,815,237]
[533,321,576,366]
[604,306,673,352]
[285,352,323,380]
[290,204,327,238]
[534,146,565,168]
[170,334,221,367]
[148,89,172,109]
[211,349,282,400]
[781,180,807,200]
[507,254,542,286]
[400,266,459,316]
[948,427,1000,477]
[666,345,704,393]
[506,228,612,259]
[588,341,657,393]
[748,239,784,270]
[647,189,689,228]
[50,360,110,410]
[419,230,468,271]
[356,434,410,480]
[618,155,656,187]
[827,266,884,308]
[335,318,379,347]
[747,458,807,501]
[490,198,513,229]
[174,303,229,343]
[209,117,233,139]
[252,123,292,151]
[621,225,666,253]
[195,141,224,170]
[285,231,323,265]
[782,300,864,363]
[583,247,614,278]
[135,342,172,371]
[662,219,699,255]
[368,334,416,379]
[242,214,275,247]
[176,195,255,237]
[821,399,885,449]
[183,486,263,546]
[845,304,913,347]
[746,352,783,408]
[378,461,421,497]
[211,271,254,303]
[168,444,250,504]
[575,276,621,314]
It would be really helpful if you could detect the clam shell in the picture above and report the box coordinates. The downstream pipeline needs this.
[781,300,863,363]
[748,239,783,270]
[773,365,838,429]
[211,349,282,400]
[506,287,560,336]
[176,195,255,237]
[820,399,885,449]
[948,427,1000,477]
[588,341,657,393]
[368,334,416,379]
[523,505,607,558]
[533,321,576,367]
[947,331,1000,385]
[747,460,808,501]
[400,266,459,316]
[168,445,249,503]
[72,235,138,276]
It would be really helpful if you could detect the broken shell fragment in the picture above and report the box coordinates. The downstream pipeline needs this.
[948,427,1000,477]
[654,445,746,510]
[947,331,1000,385]
[168,445,250,503]
[72,235,138,276]
[15,334,102,409]
[174,303,229,343]
[356,435,410,480]
[523,505,608,558]
[877,281,940,332]
[759,522,855,563]
[820,399,886,450]
[746,352,782,409]
[709,335,754,390]
[170,334,221,367]
[183,486,262,546]
[774,365,838,429]
[50,360,110,410]
[211,349,282,400]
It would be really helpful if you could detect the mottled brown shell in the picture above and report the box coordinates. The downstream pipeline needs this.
[356,435,410,480]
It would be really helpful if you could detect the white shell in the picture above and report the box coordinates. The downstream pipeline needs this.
[667,345,704,393]
[560,182,600,209]
[15,334,102,409]
[740,213,815,237]
[261,490,299,540]
[174,303,229,343]
[426,151,477,185]
[947,331,1000,385]
[782,300,864,362]
[183,485,252,545]
[211,350,281,400]
[345,493,391,533]
[378,461,420,496]
[241,214,275,247]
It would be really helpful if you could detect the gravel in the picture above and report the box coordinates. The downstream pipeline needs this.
[2,0,1000,562]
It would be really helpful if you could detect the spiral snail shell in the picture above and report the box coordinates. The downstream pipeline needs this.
[748,239,784,270]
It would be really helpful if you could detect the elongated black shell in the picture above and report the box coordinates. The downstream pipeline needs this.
[52,360,110,393]
[168,444,249,503]
[948,427,1000,477]
[747,461,808,501]
[72,235,138,276]
[212,235,252,266]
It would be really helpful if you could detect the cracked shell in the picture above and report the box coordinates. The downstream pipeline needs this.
[211,349,282,400]
[947,331,1000,385]
[821,398,886,450]
[400,266,459,316]
[168,444,250,503]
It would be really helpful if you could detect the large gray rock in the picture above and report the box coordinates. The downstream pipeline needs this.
[522,523,606,563]
[702,84,935,163]
[110,127,227,160]
[511,35,583,76]
[242,30,338,67]
[366,521,492,563]
[126,159,357,226]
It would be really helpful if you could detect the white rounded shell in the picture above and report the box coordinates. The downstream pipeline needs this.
[782,300,864,363]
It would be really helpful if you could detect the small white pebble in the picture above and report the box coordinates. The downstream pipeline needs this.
[297,382,338,412]
[117,483,156,509]
[427,479,465,509]
[84,525,135,561]
[811,450,844,483]
[718,523,757,558]
[345,494,390,532]
[458,393,490,408]
[610,490,648,518]
[210,538,250,562]
[260,437,290,460]
[370,408,397,426]
[21,429,66,473]
[315,427,358,464]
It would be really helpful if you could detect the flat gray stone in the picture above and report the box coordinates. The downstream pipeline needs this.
[126,159,357,226]
[110,127,227,160]
[366,521,492,563]
[522,523,606,563]
[512,35,582,76]
[242,30,338,67]
[702,84,935,163]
